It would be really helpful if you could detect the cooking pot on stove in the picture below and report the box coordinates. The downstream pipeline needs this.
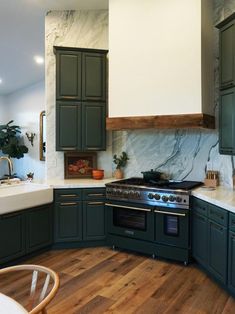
[141,169,163,182]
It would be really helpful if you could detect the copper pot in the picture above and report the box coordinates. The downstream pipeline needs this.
[92,169,104,180]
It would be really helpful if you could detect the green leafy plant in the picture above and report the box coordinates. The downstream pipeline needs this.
[113,151,129,169]
[0,120,28,159]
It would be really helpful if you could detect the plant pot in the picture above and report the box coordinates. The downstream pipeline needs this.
[114,169,124,179]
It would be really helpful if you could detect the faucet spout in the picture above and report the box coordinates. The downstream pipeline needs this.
[0,156,13,178]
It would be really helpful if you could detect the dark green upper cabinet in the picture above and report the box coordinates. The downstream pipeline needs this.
[54,47,107,102]
[219,87,235,155]
[54,46,108,152]
[82,102,106,150]
[56,102,82,151]
[56,50,82,100]
[217,14,235,156]
[216,14,235,90]
[82,52,106,101]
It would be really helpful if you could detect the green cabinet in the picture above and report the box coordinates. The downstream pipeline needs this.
[216,13,235,155]
[26,204,53,253]
[228,213,235,295]
[0,204,53,265]
[217,14,235,89]
[54,188,106,244]
[54,47,108,152]
[0,211,25,264]
[192,197,228,285]
[219,87,235,154]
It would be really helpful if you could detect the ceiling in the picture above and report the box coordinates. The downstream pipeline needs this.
[0,0,108,96]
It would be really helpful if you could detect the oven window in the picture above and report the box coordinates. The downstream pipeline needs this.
[164,215,179,236]
[113,208,146,231]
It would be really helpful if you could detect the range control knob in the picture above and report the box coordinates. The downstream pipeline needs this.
[169,195,176,202]
[162,195,169,202]
[176,196,182,203]
[148,193,154,199]
[154,194,160,200]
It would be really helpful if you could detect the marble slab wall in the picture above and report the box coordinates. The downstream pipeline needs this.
[45,10,112,180]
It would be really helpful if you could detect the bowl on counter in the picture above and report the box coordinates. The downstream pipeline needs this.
[92,169,104,180]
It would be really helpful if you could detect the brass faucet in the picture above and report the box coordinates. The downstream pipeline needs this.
[0,156,13,178]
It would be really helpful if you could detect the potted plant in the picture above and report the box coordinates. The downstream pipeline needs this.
[113,151,129,179]
[0,121,28,177]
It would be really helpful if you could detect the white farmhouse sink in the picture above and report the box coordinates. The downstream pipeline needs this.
[0,183,53,215]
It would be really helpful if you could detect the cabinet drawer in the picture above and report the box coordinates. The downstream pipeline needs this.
[193,197,208,217]
[54,189,82,202]
[229,212,235,232]
[82,188,106,200]
[208,204,228,227]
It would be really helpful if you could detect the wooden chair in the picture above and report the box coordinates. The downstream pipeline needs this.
[0,264,60,314]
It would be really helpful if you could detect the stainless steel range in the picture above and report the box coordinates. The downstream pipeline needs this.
[105,177,202,264]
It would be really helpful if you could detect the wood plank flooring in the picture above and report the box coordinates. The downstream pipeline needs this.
[1,247,235,313]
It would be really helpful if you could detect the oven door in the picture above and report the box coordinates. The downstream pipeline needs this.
[106,201,154,241]
[154,207,189,249]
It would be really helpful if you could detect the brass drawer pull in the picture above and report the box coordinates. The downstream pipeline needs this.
[60,202,77,206]
[60,194,78,197]
[87,193,104,197]
[88,202,104,205]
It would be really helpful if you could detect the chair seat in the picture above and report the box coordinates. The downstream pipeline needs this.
[0,293,28,314]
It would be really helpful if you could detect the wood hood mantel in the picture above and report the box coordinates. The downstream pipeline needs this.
[106,114,215,130]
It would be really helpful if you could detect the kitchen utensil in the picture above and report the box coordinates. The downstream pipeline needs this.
[141,169,162,182]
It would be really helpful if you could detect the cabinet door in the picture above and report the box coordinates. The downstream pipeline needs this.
[56,51,82,100]
[26,204,53,253]
[82,52,106,101]
[228,231,235,295]
[56,102,82,151]
[54,201,82,242]
[220,22,235,89]
[208,220,228,284]
[219,87,235,155]
[83,201,105,241]
[192,212,208,268]
[82,102,106,151]
[0,212,25,264]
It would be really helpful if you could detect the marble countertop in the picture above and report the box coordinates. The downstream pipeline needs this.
[192,186,235,214]
[46,177,117,188]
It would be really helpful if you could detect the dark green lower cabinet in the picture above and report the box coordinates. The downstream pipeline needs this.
[54,201,83,242]
[208,220,228,284]
[192,212,208,267]
[26,205,53,253]
[83,201,105,241]
[0,212,25,263]
[228,231,235,294]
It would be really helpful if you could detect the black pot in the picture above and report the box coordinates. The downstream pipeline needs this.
[141,169,162,182]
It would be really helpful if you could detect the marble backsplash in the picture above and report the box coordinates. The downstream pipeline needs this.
[45,2,235,188]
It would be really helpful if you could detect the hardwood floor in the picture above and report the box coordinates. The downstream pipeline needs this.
[1,247,235,313]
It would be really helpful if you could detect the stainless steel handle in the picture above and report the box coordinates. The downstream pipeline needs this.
[87,194,105,197]
[105,203,151,212]
[60,194,78,197]
[60,202,77,206]
[154,210,186,217]
[88,202,104,205]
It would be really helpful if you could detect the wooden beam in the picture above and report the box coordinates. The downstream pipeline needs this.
[106,114,215,130]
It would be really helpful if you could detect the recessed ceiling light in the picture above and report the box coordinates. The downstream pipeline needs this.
[34,56,44,65]
[0,78,3,84]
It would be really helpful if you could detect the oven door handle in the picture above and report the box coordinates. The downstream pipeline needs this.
[105,203,152,212]
[154,209,186,217]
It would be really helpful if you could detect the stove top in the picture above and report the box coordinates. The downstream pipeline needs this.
[110,177,202,190]
[106,177,203,209]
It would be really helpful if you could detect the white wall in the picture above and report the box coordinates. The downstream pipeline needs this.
[109,0,213,117]
[6,81,46,181]
[0,95,8,123]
